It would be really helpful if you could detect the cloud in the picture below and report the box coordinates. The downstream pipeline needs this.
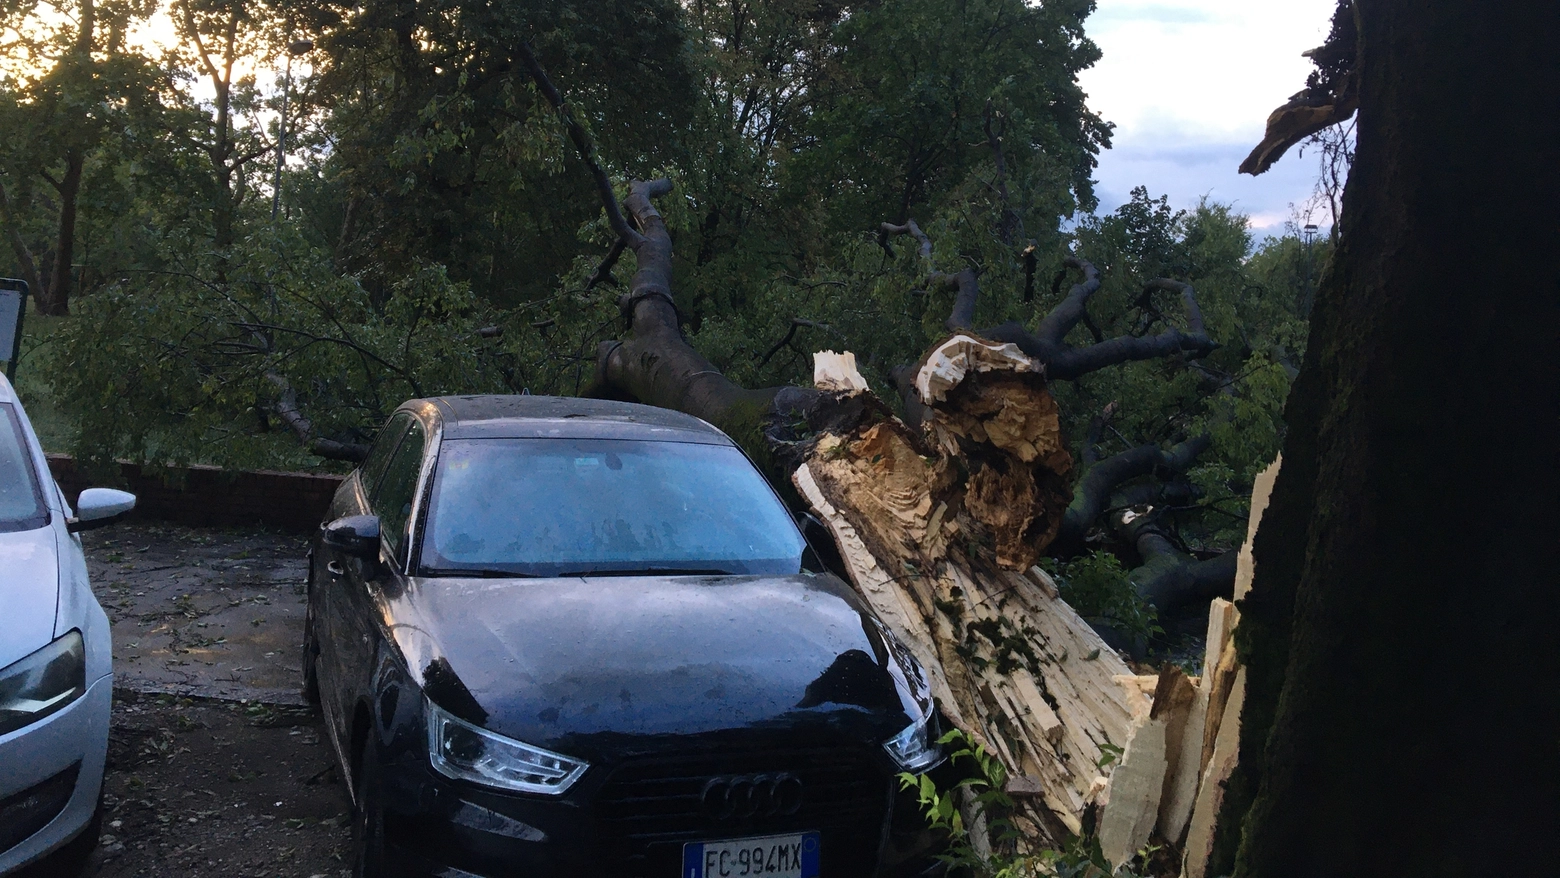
[1090,4,1217,26]
[1080,0,1339,229]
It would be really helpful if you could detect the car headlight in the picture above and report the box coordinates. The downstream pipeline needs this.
[0,630,86,737]
[884,711,944,773]
[426,698,589,795]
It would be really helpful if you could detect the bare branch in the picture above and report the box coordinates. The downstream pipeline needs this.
[1143,278,1207,334]
[757,318,841,368]
[982,261,1216,380]
[983,100,1019,243]
[514,40,642,248]
[1055,432,1212,552]
[1021,244,1038,303]
[1033,257,1100,343]
[1081,400,1120,467]
[881,220,979,330]
[879,220,933,261]
[585,237,627,290]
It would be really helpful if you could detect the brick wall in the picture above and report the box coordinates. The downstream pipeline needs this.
[47,455,346,533]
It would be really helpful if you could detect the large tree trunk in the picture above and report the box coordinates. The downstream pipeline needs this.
[40,150,84,316]
[1210,2,1560,874]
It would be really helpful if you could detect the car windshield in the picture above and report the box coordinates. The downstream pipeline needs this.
[419,437,806,577]
[0,403,48,533]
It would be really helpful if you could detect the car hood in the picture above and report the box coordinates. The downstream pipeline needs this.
[387,572,930,754]
[0,526,59,669]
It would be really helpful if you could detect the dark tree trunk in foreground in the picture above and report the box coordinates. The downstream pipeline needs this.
[1216,2,1560,873]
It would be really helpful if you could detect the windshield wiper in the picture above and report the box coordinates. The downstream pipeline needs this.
[557,567,738,578]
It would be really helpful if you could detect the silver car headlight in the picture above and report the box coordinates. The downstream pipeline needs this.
[884,711,944,773]
[0,630,86,737]
[426,698,589,795]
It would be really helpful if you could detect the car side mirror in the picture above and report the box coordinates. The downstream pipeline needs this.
[323,514,382,562]
[68,488,137,533]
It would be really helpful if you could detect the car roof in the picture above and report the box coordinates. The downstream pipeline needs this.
[0,372,17,406]
[422,395,735,445]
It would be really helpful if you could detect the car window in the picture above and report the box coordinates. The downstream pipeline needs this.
[0,403,48,533]
[420,438,806,577]
[358,412,413,502]
[373,420,427,563]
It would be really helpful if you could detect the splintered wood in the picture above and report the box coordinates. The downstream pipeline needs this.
[812,350,870,393]
[799,453,1142,841]
[796,344,1279,866]
[796,340,1137,845]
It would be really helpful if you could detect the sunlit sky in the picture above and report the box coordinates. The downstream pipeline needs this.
[1080,0,1339,233]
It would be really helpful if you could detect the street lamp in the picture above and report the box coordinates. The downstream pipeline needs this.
[272,38,315,220]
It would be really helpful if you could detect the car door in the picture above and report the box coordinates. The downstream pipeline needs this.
[329,416,429,743]
[317,412,414,736]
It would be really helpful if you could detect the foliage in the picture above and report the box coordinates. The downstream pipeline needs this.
[0,0,1321,555]
[1052,189,1317,554]
[1042,552,1160,646]
[49,223,515,469]
[901,729,1151,877]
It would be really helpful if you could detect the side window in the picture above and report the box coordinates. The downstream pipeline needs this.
[373,421,427,563]
[358,412,413,501]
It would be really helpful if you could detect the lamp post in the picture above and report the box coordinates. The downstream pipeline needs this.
[272,38,315,220]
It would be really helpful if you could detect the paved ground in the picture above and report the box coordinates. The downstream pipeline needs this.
[86,523,312,705]
[74,523,350,878]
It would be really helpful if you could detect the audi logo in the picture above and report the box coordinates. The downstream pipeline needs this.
[700,773,804,820]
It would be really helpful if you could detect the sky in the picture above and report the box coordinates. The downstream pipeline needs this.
[1078,0,1340,234]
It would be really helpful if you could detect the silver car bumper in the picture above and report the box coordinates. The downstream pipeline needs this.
[0,673,111,873]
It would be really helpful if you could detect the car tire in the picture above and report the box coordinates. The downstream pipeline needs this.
[351,737,387,878]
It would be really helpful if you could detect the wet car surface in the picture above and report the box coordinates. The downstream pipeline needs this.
[305,395,946,877]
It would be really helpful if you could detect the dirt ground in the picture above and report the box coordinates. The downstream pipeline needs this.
[66,523,351,877]
[89,692,351,878]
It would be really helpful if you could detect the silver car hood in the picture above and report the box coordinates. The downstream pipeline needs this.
[0,526,59,669]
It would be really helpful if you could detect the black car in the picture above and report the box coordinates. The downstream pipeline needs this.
[305,395,947,878]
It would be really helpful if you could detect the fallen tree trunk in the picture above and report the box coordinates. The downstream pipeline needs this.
[518,43,1237,847]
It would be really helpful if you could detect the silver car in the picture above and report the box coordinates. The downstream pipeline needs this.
[0,373,134,876]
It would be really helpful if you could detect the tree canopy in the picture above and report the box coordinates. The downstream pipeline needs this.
[3,0,1323,633]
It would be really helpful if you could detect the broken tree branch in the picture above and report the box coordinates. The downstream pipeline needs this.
[1056,433,1212,555]
[1240,2,1358,175]
[264,372,369,462]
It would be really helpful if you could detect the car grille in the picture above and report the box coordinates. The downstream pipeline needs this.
[592,746,890,875]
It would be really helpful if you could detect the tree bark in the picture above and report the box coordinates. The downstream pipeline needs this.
[1215,1,1560,873]
[40,150,84,316]
[0,178,43,298]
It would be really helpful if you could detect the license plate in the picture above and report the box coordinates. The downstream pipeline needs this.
[681,831,820,878]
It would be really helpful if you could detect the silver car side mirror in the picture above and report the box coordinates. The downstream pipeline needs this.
[68,488,137,533]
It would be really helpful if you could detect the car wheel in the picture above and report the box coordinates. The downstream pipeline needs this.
[301,599,321,705]
[351,737,387,878]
